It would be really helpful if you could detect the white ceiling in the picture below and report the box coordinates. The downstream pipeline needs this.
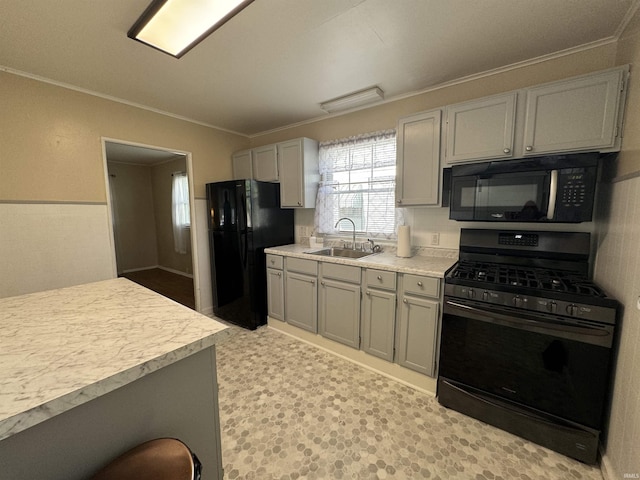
[105,141,186,165]
[1,0,638,137]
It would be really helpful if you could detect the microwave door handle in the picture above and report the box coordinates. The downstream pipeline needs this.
[546,170,558,220]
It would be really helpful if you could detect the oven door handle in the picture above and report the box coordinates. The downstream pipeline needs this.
[546,169,558,220]
[444,300,612,348]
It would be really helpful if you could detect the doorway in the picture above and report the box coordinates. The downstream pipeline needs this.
[102,139,197,310]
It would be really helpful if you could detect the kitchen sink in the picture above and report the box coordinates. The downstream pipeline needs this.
[306,247,374,259]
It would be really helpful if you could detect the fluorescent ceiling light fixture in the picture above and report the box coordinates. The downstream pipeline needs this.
[320,87,385,113]
[128,0,254,58]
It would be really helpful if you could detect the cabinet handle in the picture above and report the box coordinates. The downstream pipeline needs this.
[397,199,402,204]
[417,281,423,287]
[366,291,370,296]
[321,281,325,286]
[277,272,281,277]
[403,298,408,303]
[377,275,382,281]
[311,280,315,285]
[503,148,511,154]
[297,201,302,206]
[525,146,533,152]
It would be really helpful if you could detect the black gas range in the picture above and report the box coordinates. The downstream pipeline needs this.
[438,229,619,464]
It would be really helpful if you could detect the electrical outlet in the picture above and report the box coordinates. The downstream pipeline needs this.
[431,233,440,245]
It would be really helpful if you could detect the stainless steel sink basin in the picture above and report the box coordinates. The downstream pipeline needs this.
[306,247,373,259]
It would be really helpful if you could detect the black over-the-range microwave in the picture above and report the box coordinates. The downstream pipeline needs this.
[444,152,612,223]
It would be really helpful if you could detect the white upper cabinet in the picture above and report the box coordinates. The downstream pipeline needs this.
[522,68,626,156]
[278,137,319,208]
[444,92,517,165]
[231,149,252,180]
[395,109,442,207]
[252,144,279,182]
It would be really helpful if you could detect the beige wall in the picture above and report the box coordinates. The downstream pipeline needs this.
[107,162,159,273]
[0,72,249,202]
[151,157,193,275]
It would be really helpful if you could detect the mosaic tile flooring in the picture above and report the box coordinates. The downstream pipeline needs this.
[216,326,603,480]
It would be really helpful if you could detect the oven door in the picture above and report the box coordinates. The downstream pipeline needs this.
[439,297,614,429]
[450,170,552,221]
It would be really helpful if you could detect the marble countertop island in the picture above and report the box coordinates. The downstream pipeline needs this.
[0,278,231,442]
[264,244,458,277]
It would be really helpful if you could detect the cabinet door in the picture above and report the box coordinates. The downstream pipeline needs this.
[232,150,252,180]
[319,278,361,348]
[253,144,279,182]
[396,109,442,206]
[278,139,304,207]
[396,295,439,376]
[445,93,517,164]
[362,288,396,361]
[284,271,317,332]
[522,69,624,156]
[266,267,284,321]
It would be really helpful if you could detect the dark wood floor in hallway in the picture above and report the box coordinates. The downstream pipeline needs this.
[120,268,195,309]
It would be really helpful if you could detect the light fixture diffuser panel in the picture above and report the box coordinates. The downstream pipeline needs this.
[320,87,385,113]
[129,0,253,58]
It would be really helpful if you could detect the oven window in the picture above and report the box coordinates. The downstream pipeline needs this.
[439,310,611,428]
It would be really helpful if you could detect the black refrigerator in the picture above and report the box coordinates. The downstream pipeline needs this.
[206,179,294,330]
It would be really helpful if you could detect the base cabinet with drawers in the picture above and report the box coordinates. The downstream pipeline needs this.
[396,274,440,377]
[284,257,318,332]
[268,254,444,379]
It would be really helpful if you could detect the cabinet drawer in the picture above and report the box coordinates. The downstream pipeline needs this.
[365,269,397,291]
[402,274,439,298]
[266,254,283,270]
[320,262,360,284]
[285,257,317,276]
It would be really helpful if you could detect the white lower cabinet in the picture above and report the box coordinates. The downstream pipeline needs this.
[361,269,397,361]
[396,274,440,377]
[284,258,318,333]
[319,263,361,348]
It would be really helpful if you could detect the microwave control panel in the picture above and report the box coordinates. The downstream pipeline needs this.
[560,172,587,206]
[555,168,596,222]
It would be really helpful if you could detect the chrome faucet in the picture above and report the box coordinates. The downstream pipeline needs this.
[335,217,356,250]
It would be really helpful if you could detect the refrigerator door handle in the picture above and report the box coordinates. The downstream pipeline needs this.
[240,192,248,268]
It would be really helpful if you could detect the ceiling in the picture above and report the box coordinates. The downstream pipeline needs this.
[105,141,186,165]
[1,0,638,137]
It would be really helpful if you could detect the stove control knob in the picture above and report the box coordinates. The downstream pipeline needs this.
[566,304,578,316]
[467,288,476,299]
[482,291,489,301]
[547,301,557,314]
[513,296,523,308]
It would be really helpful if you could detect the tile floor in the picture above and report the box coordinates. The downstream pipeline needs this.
[216,326,603,480]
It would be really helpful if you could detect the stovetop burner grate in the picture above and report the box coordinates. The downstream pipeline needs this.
[449,261,605,297]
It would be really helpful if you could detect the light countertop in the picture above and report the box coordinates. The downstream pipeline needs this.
[0,278,231,441]
[264,244,458,278]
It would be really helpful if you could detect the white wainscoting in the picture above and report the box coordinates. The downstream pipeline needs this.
[0,203,115,298]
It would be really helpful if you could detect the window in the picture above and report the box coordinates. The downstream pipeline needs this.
[314,130,404,239]
[171,172,190,254]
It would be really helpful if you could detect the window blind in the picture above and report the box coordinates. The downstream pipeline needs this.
[314,130,404,239]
